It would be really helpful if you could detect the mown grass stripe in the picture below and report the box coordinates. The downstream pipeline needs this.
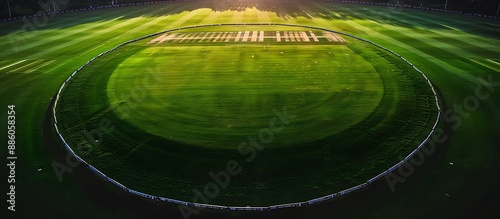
[25,14,169,59]
[469,59,500,72]
[394,12,500,52]
[199,9,222,24]
[125,3,187,34]
[26,60,57,73]
[7,59,45,73]
[348,6,500,65]
[375,24,488,60]
[166,9,205,28]
[326,3,482,84]
[257,8,271,22]
[1,6,156,53]
[230,10,244,23]
[0,59,27,71]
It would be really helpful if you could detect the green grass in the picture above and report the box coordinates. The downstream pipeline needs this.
[55,25,436,206]
[0,0,499,218]
[107,42,384,149]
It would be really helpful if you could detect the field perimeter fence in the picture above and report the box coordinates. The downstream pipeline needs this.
[52,23,442,211]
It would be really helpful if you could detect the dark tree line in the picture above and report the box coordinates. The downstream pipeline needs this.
[2,0,499,19]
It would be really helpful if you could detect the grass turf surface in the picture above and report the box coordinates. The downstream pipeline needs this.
[0,0,499,218]
[55,25,435,205]
[108,41,385,149]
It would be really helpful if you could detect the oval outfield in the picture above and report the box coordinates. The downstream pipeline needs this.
[54,24,439,206]
[108,41,384,149]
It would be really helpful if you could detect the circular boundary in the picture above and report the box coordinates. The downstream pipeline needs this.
[52,23,442,211]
